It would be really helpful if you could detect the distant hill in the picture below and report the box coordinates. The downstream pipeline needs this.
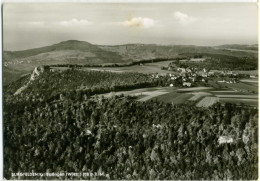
[3,40,130,85]
[215,44,258,52]
[99,44,258,61]
[3,40,129,69]
[3,40,258,85]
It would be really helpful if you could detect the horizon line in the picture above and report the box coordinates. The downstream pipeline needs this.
[4,39,258,52]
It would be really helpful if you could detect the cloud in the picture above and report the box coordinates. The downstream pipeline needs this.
[173,11,197,25]
[59,18,93,26]
[122,17,155,28]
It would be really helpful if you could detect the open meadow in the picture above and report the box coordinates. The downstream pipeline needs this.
[97,86,258,107]
[73,60,176,74]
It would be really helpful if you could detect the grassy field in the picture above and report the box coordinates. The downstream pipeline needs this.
[196,97,219,107]
[233,70,258,75]
[97,86,258,107]
[240,78,258,83]
[80,60,175,74]
[50,64,258,107]
[210,70,258,75]
[215,95,258,98]
[151,91,186,104]
[137,90,169,101]
[189,92,212,101]
[218,82,258,93]
[177,87,213,92]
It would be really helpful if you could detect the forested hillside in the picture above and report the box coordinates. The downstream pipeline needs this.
[178,53,258,70]
[3,62,258,180]
[4,69,160,100]
[4,95,258,180]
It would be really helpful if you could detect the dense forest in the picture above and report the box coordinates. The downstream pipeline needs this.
[4,69,178,104]
[3,67,258,180]
[50,57,187,68]
[178,53,258,70]
[4,95,258,180]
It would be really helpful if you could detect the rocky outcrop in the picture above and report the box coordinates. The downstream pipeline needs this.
[30,66,45,81]
[14,66,49,95]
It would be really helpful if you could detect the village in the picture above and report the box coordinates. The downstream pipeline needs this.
[154,62,257,88]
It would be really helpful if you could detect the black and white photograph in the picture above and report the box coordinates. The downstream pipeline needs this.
[1,1,258,180]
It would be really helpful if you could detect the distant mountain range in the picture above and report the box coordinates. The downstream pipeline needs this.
[3,40,258,85]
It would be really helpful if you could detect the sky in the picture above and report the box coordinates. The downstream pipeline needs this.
[3,3,258,51]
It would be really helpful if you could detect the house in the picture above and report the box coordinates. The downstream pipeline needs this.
[202,79,205,82]
[183,82,192,87]
[250,75,256,78]
[169,84,174,87]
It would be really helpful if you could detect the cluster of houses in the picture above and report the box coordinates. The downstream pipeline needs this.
[217,79,237,84]
[153,67,211,87]
[156,64,259,87]
[4,59,32,67]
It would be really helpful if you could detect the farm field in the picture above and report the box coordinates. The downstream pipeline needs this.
[233,70,258,75]
[97,86,258,107]
[218,82,258,93]
[240,79,258,83]
[196,97,219,107]
[177,87,213,92]
[215,94,258,98]
[189,92,212,101]
[137,90,169,101]
[180,58,206,62]
[211,70,258,75]
[79,60,175,74]
[150,91,192,104]
[99,87,160,98]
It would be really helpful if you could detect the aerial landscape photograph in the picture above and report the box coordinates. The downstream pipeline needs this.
[2,2,258,180]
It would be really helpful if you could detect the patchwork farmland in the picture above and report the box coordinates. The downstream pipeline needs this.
[97,86,258,107]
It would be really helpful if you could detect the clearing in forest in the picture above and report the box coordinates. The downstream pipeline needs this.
[189,92,212,101]
[137,90,169,101]
[196,96,219,107]
[215,95,258,98]
[177,87,213,92]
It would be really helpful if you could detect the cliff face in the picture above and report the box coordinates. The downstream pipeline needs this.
[30,66,45,81]
[14,66,47,95]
